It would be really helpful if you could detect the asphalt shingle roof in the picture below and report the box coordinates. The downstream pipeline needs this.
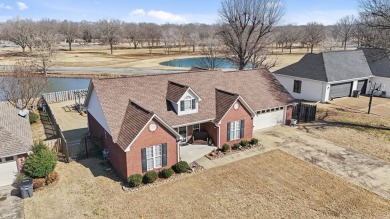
[363,49,390,78]
[91,69,294,144]
[0,104,32,157]
[274,50,374,82]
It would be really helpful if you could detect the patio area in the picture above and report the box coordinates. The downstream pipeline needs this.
[180,144,217,163]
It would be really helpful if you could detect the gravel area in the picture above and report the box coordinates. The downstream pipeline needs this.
[24,150,390,219]
[299,104,390,163]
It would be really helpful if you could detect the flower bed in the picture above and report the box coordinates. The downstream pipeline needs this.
[123,162,204,193]
[205,138,263,160]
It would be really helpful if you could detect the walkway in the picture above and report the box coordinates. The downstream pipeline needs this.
[0,185,23,219]
[197,126,390,200]
[180,144,217,163]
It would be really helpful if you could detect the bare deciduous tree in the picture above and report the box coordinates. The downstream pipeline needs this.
[359,0,390,50]
[0,60,48,109]
[284,24,301,54]
[197,37,225,69]
[303,22,326,53]
[59,20,80,51]
[218,0,285,70]
[98,19,122,54]
[33,19,59,75]
[333,15,356,50]
[2,18,34,53]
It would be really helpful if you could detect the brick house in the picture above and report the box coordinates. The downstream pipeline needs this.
[85,69,294,180]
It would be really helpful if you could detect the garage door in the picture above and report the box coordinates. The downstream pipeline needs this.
[357,80,368,94]
[0,158,18,187]
[330,82,352,99]
[253,110,284,130]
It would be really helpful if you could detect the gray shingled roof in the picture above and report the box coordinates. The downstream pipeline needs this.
[0,104,33,157]
[363,49,390,78]
[274,50,373,82]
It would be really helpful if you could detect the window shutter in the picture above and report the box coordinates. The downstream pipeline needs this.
[141,148,147,173]
[192,99,196,109]
[240,120,245,139]
[227,122,231,142]
[162,143,167,167]
[180,100,184,111]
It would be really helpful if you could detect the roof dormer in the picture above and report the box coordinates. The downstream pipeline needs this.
[166,81,202,116]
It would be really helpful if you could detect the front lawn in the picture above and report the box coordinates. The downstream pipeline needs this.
[24,150,390,218]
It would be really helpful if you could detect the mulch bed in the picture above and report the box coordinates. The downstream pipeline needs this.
[205,144,263,160]
[123,162,205,193]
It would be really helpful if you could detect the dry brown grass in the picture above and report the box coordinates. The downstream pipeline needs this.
[299,104,390,162]
[24,150,390,219]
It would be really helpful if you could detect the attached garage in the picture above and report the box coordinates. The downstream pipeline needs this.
[329,82,353,99]
[0,156,18,187]
[253,108,285,130]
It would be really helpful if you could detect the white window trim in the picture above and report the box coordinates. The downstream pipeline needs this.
[193,124,200,132]
[146,144,162,171]
[229,120,241,141]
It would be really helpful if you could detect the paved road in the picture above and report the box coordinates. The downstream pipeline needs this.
[0,65,186,75]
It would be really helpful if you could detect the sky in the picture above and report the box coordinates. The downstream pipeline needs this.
[0,0,359,25]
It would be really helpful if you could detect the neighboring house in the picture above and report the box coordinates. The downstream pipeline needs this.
[85,69,294,179]
[274,49,390,102]
[0,104,32,187]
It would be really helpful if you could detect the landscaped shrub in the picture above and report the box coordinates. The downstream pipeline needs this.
[250,138,259,146]
[240,140,249,147]
[222,144,230,152]
[143,171,158,184]
[33,178,46,190]
[172,161,190,173]
[233,143,241,150]
[29,112,39,124]
[160,168,175,179]
[128,174,142,187]
[24,143,57,178]
[45,171,59,185]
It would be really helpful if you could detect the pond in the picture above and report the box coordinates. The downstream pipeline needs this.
[160,57,252,69]
[0,77,90,101]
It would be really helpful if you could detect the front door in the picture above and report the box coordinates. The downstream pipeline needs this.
[175,126,187,142]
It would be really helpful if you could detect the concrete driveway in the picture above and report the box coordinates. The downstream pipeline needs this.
[330,96,390,117]
[180,144,217,163]
[254,126,390,200]
[0,185,23,219]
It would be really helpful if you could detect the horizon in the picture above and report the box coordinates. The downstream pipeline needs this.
[0,0,359,25]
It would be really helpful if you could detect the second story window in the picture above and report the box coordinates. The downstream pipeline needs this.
[180,96,196,111]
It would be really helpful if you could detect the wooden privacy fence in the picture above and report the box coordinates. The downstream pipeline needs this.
[42,89,88,103]
[292,103,317,123]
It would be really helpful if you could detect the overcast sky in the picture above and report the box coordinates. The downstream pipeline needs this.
[0,0,359,25]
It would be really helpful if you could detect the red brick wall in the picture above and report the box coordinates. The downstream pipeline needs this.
[202,122,219,146]
[219,100,253,147]
[126,118,178,177]
[17,154,28,173]
[88,112,128,179]
[285,105,293,125]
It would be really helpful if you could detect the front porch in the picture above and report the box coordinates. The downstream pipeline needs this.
[180,144,217,163]
[174,121,219,147]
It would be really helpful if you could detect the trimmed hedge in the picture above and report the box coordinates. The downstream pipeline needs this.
[250,138,259,146]
[160,168,175,179]
[233,143,241,150]
[222,144,230,152]
[172,161,190,173]
[33,178,46,190]
[128,174,142,187]
[143,171,158,184]
[29,112,39,124]
[240,140,249,147]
